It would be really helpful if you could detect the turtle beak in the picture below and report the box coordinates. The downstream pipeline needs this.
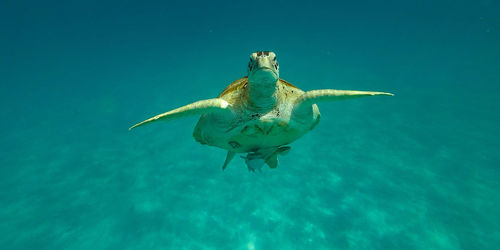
[249,57,278,83]
[256,57,274,71]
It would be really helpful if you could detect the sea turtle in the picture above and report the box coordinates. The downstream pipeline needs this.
[130,51,393,172]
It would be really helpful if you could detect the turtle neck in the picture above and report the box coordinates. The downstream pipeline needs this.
[247,78,278,113]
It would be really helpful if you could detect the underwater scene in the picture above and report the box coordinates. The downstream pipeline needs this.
[1,1,499,249]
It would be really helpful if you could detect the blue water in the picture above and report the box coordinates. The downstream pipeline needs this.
[1,1,499,249]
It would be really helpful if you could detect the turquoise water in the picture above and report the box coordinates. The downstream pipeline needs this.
[1,1,499,249]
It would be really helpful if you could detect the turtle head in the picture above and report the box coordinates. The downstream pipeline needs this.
[247,51,279,84]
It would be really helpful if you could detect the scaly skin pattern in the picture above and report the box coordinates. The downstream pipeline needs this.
[193,77,320,153]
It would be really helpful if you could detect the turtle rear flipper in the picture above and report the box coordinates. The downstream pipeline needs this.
[129,98,232,130]
[222,151,236,171]
[277,146,291,155]
[265,154,278,169]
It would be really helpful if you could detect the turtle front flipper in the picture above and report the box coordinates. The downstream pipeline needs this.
[293,89,393,115]
[129,98,232,130]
